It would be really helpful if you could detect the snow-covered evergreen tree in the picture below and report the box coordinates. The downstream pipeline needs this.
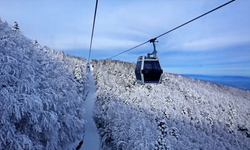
[33,39,38,44]
[0,20,88,149]
[12,21,20,31]
[92,59,250,150]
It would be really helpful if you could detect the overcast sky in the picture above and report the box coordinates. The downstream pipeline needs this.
[0,0,249,76]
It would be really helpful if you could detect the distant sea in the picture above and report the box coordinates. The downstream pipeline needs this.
[182,74,250,91]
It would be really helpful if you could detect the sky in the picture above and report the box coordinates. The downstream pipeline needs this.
[0,0,250,76]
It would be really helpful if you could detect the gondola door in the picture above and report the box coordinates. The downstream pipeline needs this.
[143,60,162,83]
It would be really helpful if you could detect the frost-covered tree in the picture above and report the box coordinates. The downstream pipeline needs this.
[33,39,38,44]
[0,20,89,149]
[92,59,250,150]
[12,21,20,31]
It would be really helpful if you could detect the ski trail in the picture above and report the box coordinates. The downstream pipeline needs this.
[81,69,100,150]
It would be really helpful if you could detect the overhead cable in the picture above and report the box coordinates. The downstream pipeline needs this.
[109,0,235,59]
[88,0,99,64]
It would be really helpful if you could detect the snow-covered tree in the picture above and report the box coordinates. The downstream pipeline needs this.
[12,21,20,31]
[33,39,38,44]
[0,20,89,149]
[92,59,250,150]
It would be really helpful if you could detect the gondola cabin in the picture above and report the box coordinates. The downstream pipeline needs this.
[135,56,163,84]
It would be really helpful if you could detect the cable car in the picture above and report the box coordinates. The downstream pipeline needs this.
[135,38,163,84]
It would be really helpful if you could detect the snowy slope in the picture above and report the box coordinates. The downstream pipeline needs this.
[92,59,250,150]
[0,19,88,149]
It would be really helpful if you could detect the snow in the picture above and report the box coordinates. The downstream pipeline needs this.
[0,20,88,149]
[1,18,250,150]
[92,59,250,150]
[81,70,100,150]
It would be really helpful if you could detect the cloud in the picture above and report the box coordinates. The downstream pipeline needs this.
[181,35,250,51]
[43,33,141,51]
[2,0,249,53]
[1,0,250,76]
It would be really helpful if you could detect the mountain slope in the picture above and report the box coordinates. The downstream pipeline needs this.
[0,19,88,149]
[92,59,250,150]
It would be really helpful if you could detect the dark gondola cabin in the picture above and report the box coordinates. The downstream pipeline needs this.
[135,38,163,84]
[135,56,163,84]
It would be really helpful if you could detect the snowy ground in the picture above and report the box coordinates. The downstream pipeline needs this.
[81,69,100,150]
[92,59,250,150]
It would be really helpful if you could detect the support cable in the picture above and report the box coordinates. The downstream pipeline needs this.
[109,0,235,59]
[88,0,99,64]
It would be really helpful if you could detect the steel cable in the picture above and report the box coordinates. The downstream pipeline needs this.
[109,0,235,59]
[88,0,99,64]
